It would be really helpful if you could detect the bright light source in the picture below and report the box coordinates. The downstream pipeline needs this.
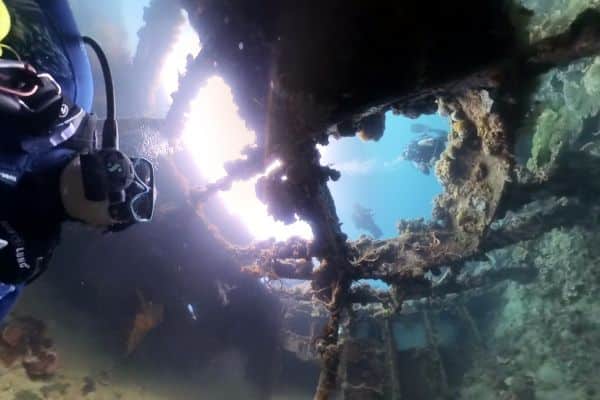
[182,77,255,182]
[160,11,201,98]
[182,79,313,241]
[164,30,312,241]
[222,179,312,240]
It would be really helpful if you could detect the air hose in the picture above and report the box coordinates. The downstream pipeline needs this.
[82,36,118,150]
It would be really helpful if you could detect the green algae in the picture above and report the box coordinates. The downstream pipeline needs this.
[525,56,600,172]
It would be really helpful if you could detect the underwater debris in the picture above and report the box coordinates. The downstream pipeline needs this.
[126,289,165,355]
[0,316,58,380]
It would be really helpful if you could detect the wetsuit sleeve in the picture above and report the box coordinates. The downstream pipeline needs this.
[0,283,21,322]
[0,221,54,285]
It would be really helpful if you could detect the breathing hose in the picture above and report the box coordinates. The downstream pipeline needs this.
[82,36,118,150]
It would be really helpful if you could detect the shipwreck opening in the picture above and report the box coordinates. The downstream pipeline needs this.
[319,112,450,240]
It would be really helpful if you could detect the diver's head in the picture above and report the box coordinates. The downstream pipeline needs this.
[60,149,155,230]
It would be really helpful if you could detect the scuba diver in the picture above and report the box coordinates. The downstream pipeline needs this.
[352,203,383,239]
[0,1,156,321]
[401,133,447,175]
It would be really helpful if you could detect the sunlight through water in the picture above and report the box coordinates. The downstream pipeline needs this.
[159,11,201,98]
[162,22,312,241]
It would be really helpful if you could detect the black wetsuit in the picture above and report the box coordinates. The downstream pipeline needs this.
[0,0,94,320]
[0,149,74,284]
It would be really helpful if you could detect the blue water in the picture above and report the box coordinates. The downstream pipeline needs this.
[320,112,449,240]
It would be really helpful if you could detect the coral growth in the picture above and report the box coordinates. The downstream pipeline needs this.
[529,108,583,169]
[459,227,600,399]
[432,89,511,254]
[516,0,600,43]
[526,56,600,172]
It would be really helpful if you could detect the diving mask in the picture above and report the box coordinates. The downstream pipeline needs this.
[108,157,155,223]
[80,149,155,226]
